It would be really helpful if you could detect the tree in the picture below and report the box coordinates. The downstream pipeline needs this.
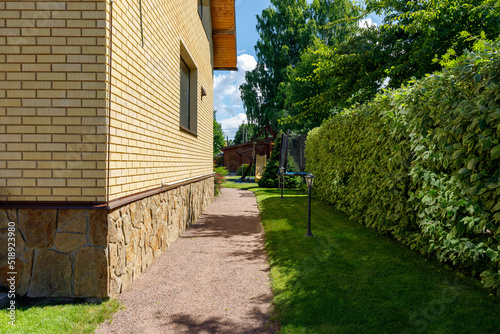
[240,0,362,131]
[281,0,500,133]
[232,123,258,145]
[309,0,361,47]
[282,27,388,133]
[366,0,500,89]
[213,111,225,155]
[240,0,317,130]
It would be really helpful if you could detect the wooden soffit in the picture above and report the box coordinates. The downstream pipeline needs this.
[211,0,238,71]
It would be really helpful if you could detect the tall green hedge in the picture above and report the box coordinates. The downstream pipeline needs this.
[306,39,500,293]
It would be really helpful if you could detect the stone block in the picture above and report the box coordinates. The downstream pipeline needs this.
[122,266,134,292]
[74,246,108,298]
[28,249,72,297]
[0,228,25,264]
[18,209,56,249]
[57,209,87,234]
[114,246,126,277]
[14,250,33,296]
[125,239,136,265]
[131,202,144,228]
[55,232,87,253]
[89,210,107,247]
[108,217,120,243]
[122,214,132,244]
[108,209,120,224]
[108,243,118,270]
[0,209,17,229]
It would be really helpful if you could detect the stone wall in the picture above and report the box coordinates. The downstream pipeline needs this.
[0,177,214,298]
[107,177,214,297]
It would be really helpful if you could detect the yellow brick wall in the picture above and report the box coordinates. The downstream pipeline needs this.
[0,0,108,202]
[1,0,214,202]
[105,0,214,200]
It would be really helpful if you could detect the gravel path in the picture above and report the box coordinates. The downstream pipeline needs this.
[97,187,276,334]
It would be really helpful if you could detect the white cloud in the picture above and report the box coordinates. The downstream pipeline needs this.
[238,54,257,71]
[358,18,376,28]
[213,54,257,138]
[219,113,248,137]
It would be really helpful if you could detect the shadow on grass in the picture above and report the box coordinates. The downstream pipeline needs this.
[252,188,500,334]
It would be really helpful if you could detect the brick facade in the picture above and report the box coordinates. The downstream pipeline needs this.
[0,0,214,202]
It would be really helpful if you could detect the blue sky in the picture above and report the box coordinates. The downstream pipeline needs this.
[214,0,384,139]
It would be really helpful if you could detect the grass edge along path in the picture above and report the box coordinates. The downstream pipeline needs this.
[224,177,500,334]
[0,298,121,334]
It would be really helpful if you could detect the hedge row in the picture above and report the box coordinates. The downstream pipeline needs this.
[306,39,500,293]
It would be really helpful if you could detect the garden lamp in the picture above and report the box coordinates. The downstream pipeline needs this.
[305,173,315,237]
[279,167,285,199]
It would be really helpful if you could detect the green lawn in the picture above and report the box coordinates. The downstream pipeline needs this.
[224,176,500,334]
[0,299,121,334]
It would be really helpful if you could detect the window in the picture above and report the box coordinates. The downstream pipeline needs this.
[179,42,198,134]
[180,57,190,129]
[198,0,211,38]
[198,0,203,20]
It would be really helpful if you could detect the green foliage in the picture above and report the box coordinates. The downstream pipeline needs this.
[366,0,500,89]
[214,166,228,197]
[306,39,500,293]
[215,166,229,176]
[309,0,362,47]
[233,123,258,145]
[282,27,387,133]
[241,0,361,130]
[213,111,225,155]
[213,155,223,167]
[258,133,301,188]
[281,0,500,134]
[236,163,255,176]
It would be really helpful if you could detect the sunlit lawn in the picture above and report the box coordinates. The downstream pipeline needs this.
[0,299,121,334]
[224,176,500,333]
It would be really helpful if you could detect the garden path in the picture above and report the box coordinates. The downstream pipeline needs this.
[97,187,276,334]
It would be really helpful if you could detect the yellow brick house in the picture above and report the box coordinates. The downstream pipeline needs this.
[0,0,237,298]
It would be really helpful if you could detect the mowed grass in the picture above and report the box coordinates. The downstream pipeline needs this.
[224,177,500,333]
[0,299,121,334]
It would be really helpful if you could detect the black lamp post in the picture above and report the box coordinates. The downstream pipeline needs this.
[305,173,315,237]
[279,167,285,199]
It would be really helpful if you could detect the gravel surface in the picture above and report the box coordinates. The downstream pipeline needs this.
[97,187,277,334]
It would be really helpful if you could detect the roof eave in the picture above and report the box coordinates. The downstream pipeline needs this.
[211,0,238,71]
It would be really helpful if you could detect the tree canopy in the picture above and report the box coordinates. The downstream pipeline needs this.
[232,123,258,145]
[213,111,225,155]
[240,0,361,131]
[241,0,500,134]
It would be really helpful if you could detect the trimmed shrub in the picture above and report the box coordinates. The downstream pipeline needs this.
[306,39,500,293]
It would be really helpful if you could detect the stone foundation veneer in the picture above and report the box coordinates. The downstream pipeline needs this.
[0,177,214,298]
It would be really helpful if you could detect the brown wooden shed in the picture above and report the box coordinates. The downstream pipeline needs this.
[220,126,276,172]
[221,142,254,172]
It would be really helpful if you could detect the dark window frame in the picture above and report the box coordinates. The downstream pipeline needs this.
[179,42,198,136]
[180,57,191,129]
